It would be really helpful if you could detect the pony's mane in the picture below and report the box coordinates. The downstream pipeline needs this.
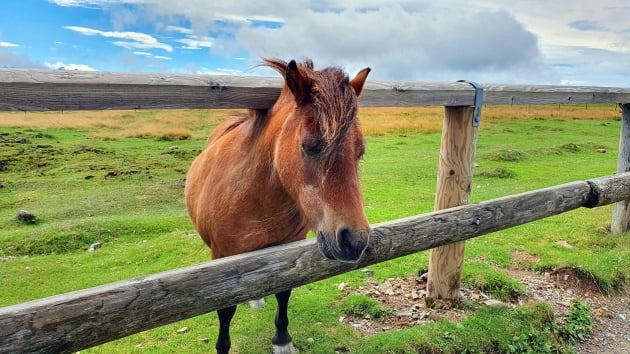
[263,58,359,163]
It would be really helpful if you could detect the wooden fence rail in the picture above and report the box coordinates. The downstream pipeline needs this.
[1,69,630,110]
[2,172,630,354]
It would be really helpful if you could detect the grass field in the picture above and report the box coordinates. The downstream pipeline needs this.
[1,104,628,353]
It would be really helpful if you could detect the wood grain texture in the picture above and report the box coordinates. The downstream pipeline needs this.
[427,106,478,301]
[1,69,630,111]
[480,84,630,105]
[586,172,630,208]
[2,172,629,354]
[612,104,630,233]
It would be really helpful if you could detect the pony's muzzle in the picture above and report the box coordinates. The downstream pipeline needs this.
[317,228,369,263]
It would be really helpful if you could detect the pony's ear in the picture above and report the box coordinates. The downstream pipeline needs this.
[349,67,371,98]
[285,60,312,106]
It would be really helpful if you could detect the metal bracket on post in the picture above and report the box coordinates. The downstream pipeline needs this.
[457,80,483,127]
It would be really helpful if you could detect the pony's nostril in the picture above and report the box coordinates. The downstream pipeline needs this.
[339,228,353,248]
[335,228,368,262]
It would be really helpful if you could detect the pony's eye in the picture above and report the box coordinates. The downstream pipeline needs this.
[302,137,324,158]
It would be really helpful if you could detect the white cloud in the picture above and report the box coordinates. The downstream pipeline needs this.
[64,25,173,52]
[487,0,630,55]
[232,5,549,83]
[166,25,193,35]
[48,0,630,86]
[44,61,96,70]
[130,50,171,61]
[112,40,171,52]
[165,25,214,50]
[1,41,19,47]
[48,0,100,6]
[175,37,213,50]
[48,0,146,7]
[90,0,546,83]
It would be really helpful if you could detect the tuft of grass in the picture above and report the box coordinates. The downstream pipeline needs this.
[126,127,192,141]
[507,300,594,352]
[476,166,515,179]
[560,142,580,152]
[507,329,556,353]
[337,294,396,321]
[485,149,525,161]
[556,300,593,344]
[462,262,527,302]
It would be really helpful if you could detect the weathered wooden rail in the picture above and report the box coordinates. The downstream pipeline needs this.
[1,69,630,110]
[1,68,630,353]
[1,172,630,353]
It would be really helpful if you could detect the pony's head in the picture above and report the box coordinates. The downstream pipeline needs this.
[265,58,371,263]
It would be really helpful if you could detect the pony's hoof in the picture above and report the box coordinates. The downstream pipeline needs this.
[273,342,298,354]
[248,298,266,308]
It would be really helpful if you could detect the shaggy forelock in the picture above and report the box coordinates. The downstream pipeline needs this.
[263,58,361,166]
[310,67,359,163]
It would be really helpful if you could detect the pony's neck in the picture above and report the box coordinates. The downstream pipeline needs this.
[260,107,310,243]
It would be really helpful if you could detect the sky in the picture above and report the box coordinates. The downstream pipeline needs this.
[1,0,629,87]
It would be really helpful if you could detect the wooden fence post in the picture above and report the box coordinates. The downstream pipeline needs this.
[612,103,630,233]
[427,106,478,302]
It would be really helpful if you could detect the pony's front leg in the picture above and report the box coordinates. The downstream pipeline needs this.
[216,305,237,354]
[272,289,298,353]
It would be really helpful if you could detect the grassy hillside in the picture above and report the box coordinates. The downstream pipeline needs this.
[0,104,627,353]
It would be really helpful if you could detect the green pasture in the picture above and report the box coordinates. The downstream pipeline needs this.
[1,107,628,353]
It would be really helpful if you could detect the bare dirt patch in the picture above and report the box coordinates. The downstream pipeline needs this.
[510,250,541,264]
[340,267,629,353]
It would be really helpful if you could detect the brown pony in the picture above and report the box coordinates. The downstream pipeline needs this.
[185,58,371,353]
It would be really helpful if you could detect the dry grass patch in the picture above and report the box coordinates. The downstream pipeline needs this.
[359,106,444,136]
[0,109,244,139]
[358,104,619,136]
[0,110,122,130]
[0,104,620,139]
[483,104,620,122]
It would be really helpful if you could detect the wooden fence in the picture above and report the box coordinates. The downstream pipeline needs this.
[1,68,630,353]
[2,69,630,110]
